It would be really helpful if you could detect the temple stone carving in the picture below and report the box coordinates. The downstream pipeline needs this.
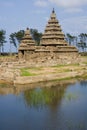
[18,9,79,66]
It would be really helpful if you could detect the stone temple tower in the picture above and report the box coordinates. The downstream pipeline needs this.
[40,8,68,46]
[18,28,35,58]
[18,9,79,65]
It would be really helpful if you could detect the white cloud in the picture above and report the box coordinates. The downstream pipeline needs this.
[48,0,87,8]
[34,0,48,7]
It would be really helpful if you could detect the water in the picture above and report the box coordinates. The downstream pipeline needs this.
[0,81,87,130]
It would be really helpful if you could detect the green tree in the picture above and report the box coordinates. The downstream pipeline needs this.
[30,29,42,46]
[66,33,72,45]
[9,30,24,52]
[78,33,87,52]
[66,33,76,46]
[0,30,6,54]
[9,33,16,53]
[15,30,24,44]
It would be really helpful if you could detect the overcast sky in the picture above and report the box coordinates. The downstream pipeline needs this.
[0,0,87,51]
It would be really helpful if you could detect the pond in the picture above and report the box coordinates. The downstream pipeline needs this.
[0,80,87,130]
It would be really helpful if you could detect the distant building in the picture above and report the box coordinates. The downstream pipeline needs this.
[18,9,79,66]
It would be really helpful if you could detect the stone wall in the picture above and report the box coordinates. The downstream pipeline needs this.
[19,49,80,67]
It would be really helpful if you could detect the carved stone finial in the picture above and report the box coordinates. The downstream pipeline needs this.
[52,8,55,13]
[26,27,29,30]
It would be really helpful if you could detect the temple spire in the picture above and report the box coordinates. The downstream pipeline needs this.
[19,28,35,49]
[26,27,29,30]
[40,9,68,46]
[52,8,55,13]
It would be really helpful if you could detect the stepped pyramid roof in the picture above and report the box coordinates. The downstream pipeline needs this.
[19,28,35,50]
[40,9,68,46]
[21,28,35,45]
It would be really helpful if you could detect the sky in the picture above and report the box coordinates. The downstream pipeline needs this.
[0,0,87,52]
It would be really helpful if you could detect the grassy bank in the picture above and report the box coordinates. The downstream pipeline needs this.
[13,61,87,85]
[0,55,87,85]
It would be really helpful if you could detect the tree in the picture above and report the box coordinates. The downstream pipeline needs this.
[78,33,87,52]
[0,30,6,54]
[15,30,24,44]
[9,28,42,52]
[9,33,17,53]
[30,29,42,46]
[9,33,16,47]
[9,30,24,52]
[66,33,76,46]
[66,33,72,45]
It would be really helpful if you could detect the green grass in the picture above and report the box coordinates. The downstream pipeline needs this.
[81,55,87,58]
[62,69,71,72]
[55,74,87,82]
[81,74,87,79]
[52,64,66,67]
[52,63,80,68]
[83,61,87,64]
[20,68,36,76]
[57,77,73,81]
[0,55,15,58]
[28,67,43,71]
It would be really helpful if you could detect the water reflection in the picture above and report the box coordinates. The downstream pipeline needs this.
[0,81,69,108]
[80,80,87,87]
[24,86,65,108]
[0,80,87,130]
[0,80,72,95]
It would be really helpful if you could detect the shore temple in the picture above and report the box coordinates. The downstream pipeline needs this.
[18,9,79,66]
